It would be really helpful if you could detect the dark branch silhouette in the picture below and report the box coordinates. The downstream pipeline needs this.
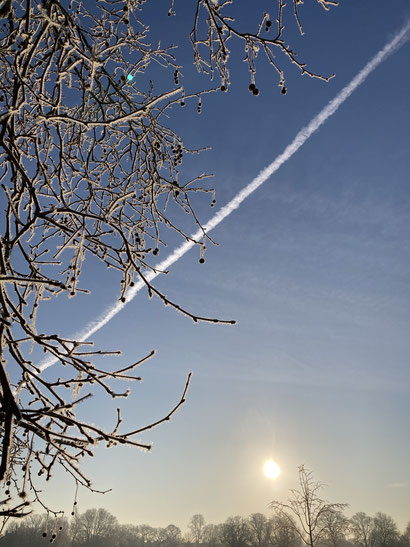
[0,0,337,519]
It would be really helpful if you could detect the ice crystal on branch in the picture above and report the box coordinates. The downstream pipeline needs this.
[0,0,336,519]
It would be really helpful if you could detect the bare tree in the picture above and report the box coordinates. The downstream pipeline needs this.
[321,511,349,547]
[0,512,70,545]
[269,466,348,547]
[71,507,117,546]
[401,523,410,547]
[371,514,400,547]
[113,523,140,547]
[159,524,182,547]
[221,516,250,547]
[203,523,223,547]
[269,514,300,547]
[136,524,160,547]
[248,513,271,547]
[0,0,337,520]
[349,513,375,547]
[189,514,207,545]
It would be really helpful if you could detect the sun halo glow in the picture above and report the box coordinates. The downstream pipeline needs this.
[263,459,280,480]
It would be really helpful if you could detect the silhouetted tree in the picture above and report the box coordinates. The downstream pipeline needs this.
[136,524,160,546]
[349,513,375,547]
[0,506,406,547]
[72,507,117,546]
[113,523,141,547]
[248,513,270,547]
[160,524,183,547]
[0,513,69,545]
[221,516,250,547]
[371,514,399,547]
[0,0,338,518]
[321,511,349,547]
[400,523,410,547]
[203,523,223,547]
[270,465,348,547]
[269,514,300,547]
[189,515,206,545]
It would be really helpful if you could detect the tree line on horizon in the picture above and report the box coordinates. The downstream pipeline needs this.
[1,466,408,547]
[0,507,408,547]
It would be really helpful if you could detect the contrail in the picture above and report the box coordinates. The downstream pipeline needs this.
[39,21,410,372]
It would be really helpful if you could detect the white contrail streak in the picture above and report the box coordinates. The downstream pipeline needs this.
[39,21,410,372]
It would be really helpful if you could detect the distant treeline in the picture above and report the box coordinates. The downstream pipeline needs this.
[0,509,409,547]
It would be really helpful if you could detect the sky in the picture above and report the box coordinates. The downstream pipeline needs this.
[33,0,410,533]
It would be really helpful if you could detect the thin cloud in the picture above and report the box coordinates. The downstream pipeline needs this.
[388,482,410,488]
[40,20,410,372]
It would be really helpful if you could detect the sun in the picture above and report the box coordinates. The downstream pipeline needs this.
[263,459,280,480]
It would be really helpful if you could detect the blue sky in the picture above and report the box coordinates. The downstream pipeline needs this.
[36,0,410,532]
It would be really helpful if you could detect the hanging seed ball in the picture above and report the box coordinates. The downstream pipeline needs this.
[71,512,75,516]
[6,481,10,486]
[5,490,9,495]
[153,248,159,256]
[123,5,128,10]
[59,527,63,531]
[220,85,226,92]
[199,258,205,264]
[252,88,259,96]
[19,491,27,498]
[281,86,287,95]
[180,101,185,106]
[175,190,179,196]
[266,20,272,27]
[249,83,255,91]
[43,532,47,538]
[52,534,57,539]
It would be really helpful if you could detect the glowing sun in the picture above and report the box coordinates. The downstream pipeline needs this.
[263,459,280,480]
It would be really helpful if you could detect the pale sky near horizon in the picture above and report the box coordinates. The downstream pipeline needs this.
[32,0,410,533]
